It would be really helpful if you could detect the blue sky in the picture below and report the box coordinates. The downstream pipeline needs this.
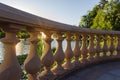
[0,0,100,25]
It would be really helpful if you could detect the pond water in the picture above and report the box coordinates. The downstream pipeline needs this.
[0,42,4,63]
[0,39,75,63]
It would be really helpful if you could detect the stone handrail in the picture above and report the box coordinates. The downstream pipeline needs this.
[0,3,120,80]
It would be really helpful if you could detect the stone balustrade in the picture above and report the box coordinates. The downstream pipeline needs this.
[0,3,120,80]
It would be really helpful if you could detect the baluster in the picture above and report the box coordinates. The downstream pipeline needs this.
[0,27,22,80]
[116,35,120,58]
[80,34,88,64]
[87,34,95,63]
[95,35,101,62]
[52,32,65,75]
[24,31,41,80]
[63,32,73,70]
[73,33,81,66]
[102,35,108,60]
[39,32,55,80]
[109,35,115,58]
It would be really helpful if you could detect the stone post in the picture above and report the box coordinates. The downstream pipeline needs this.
[116,35,120,58]
[52,33,65,75]
[39,32,55,80]
[95,35,101,62]
[102,35,108,60]
[63,32,73,70]
[73,33,81,66]
[0,27,22,80]
[109,35,115,57]
[24,31,41,80]
[87,34,95,63]
[80,34,88,64]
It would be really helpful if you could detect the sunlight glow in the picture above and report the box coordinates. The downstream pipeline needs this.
[41,32,46,38]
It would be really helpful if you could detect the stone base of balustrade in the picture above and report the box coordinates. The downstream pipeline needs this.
[72,61,86,68]
[94,56,101,63]
[37,70,56,80]
[100,55,109,61]
[62,62,74,70]
[55,62,99,80]
[96,55,113,62]
[87,57,96,64]
[80,58,89,65]
[55,58,120,80]
[105,55,114,60]
[115,54,120,59]
[103,51,118,60]
[54,65,84,80]
[37,55,120,80]
[110,54,120,60]
[52,66,65,75]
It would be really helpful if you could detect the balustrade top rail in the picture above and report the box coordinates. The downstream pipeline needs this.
[0,3,119,35]
[0,3,78,31]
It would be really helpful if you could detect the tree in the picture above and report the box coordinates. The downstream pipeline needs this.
[91,0,120,30]
[91,9,113,30]
[79,0,120,31]
[79,5,100,28]
[79,15,88,28]
[99,0,108,8]
[0,29,30,39]
[16,31,30,40]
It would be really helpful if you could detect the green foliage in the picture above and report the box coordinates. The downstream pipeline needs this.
[91,9,113,30]
[17,54,27,79]
[37,35,45,57]
[0,30,30,39]
[0,29,5,39]
[52,47,56,54]
[21,71,27,80]
[92,0,120,30]
[16,31,30,39]
[79,5,100,28]
[79,0,120,31]
[17,54,27,65]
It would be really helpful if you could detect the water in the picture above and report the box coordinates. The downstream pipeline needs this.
[16,39,30,55]
[0,42,4,63]
[0,39,30,63]
[0,39,75,63]
[51,39,75,51]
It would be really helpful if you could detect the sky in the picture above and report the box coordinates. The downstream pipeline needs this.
[0,0,100,25]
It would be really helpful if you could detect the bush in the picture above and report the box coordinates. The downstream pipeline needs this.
[16,31,30,39]
[52,47,56,54]
[37,38,45,57]
[17,54,27,65]
[0,31,5,39]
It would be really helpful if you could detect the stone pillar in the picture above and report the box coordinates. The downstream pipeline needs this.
[63,32,73,70]
[102,35,108,59]
[0,28,22,80]
[39,32,54,80]
[73,33,81,66]
[116,35,120,58]
[95,35,101,61]
[87,34,95,63]
[24,32,41,80]
[80,34,88,64]
[52,33,65,75]
[109,35,115,57]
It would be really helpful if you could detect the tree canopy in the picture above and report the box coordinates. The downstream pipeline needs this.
[79,0,120,31]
